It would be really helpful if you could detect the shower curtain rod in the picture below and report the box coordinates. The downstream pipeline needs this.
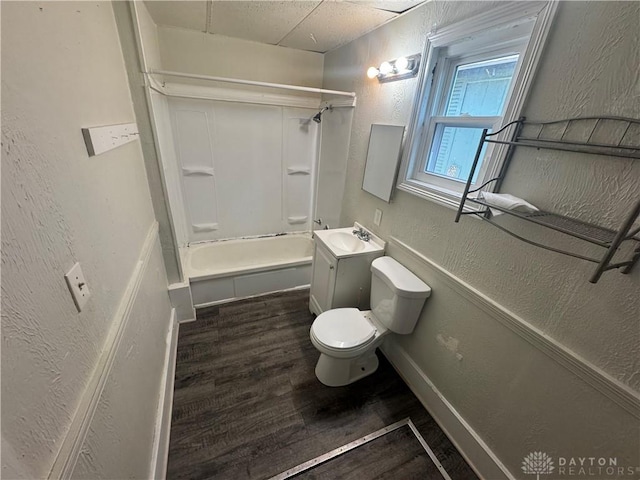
[146,70,357,98]
[319,104,356,108]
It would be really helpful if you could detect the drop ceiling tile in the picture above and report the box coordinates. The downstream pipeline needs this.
[346,0,426,14]
[209,1,321,45]
[279,1,397,52]
[144,1,208,32]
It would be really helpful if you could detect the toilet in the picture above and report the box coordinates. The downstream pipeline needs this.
[310,256,431,387]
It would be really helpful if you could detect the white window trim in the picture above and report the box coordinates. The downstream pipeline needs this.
[397,1,559,210]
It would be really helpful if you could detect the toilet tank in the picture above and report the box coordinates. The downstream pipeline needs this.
[370,257,431,334]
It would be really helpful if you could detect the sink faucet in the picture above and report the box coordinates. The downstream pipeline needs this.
[352,227,371,242]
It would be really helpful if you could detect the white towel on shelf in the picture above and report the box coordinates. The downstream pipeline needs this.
[477,192,539,216]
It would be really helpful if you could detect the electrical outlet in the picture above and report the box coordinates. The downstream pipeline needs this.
[65,262,90,312]
[374,209,383,226]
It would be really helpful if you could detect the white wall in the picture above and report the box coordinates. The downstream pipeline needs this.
[149,90,190,245]
[1,2,173,478]
[70,236,171,479]
[113,1,182,283]
[324,1,639,477]
[315,106,354,230]
[136,1,163,71]
[157,25,324,89]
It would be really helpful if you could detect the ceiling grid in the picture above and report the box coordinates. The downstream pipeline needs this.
[145,0,425,53]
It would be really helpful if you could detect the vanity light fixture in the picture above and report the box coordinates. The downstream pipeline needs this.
[367,66,380,79]
[367,54,421,83]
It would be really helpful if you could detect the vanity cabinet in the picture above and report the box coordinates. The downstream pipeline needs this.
[309,242,337,314]
[309,232,385,316]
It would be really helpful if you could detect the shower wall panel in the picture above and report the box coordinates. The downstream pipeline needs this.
[149,91,189,246]
[168,98,317,242]
[283,108,318,227]
[173,108,219,240]
[314,105,354,230]
[210,102,283,240]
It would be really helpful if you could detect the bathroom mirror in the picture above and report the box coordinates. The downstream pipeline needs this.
[362,124,405,202]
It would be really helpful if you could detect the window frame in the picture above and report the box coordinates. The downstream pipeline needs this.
[415,45,525,191]
[415,117,500,190]
[397,1,559,209]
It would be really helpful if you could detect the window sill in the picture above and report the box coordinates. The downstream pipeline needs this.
[396,179,483,216]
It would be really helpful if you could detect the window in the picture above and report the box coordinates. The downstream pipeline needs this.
[417,51,521,191]
[398,2,558,208]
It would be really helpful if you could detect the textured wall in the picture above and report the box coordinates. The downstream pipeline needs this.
[71,237,171,479]
[1,1,171,477]
[324,0,639,475]
[385,240,640,476]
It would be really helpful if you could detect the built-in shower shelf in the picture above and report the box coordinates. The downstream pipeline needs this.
[287,166,311,175]
[288,216,309,224]
[192,223,219,232]
[455,116,640,284]
[182,167,215,176]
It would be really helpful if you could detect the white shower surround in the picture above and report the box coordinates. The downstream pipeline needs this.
[165,96,319,243]
[184,233,314,306]
[142,22,356,265]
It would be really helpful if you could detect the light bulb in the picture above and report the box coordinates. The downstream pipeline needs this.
[379,61,393,75]
[366,66,380,79]
[395,56,409,72]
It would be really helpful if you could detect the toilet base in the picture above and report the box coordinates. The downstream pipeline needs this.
[314,350,380,387]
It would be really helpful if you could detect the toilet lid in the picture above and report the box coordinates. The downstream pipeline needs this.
[312,308,376,349]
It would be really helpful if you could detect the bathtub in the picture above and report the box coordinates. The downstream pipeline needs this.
[183,233,313,307]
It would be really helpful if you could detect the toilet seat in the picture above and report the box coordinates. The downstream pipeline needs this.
[311,308,376,350]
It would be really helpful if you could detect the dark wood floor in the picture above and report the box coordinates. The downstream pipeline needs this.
[297,425,444,479]
[167,289,478,480]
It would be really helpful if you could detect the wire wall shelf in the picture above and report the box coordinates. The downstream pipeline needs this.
[455,116,640,284]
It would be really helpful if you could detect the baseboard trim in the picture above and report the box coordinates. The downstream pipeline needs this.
[388,236,640,419]
[193,284,310,309]
[47,222,160,479]
[151,308,180,480]
[380,340,515,480]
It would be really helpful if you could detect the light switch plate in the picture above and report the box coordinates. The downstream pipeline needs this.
[65,262,90,312]
[374,209,383,226]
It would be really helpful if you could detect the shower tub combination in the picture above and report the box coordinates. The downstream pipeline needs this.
[182,233,313,307]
